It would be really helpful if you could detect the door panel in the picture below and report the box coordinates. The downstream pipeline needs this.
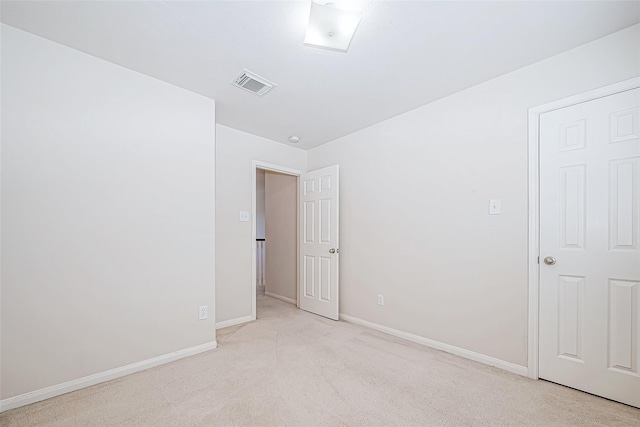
[539,87,640,408]
[610,157,639,250]
[557,275,584,362]
[299,165,339,320]
[608,280,638,374]
[559,165,585,249]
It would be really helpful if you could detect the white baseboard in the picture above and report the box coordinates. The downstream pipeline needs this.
[0,341,217,413]
[216,315,253,329]
[265,292,296,305]
[339,314,528,377]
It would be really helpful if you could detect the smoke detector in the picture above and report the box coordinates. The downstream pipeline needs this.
[231,69,276,96]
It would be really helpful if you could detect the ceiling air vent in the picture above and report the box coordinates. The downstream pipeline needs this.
[231,69,276,96]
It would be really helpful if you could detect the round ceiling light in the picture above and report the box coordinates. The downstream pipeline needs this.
[289,136,300,144]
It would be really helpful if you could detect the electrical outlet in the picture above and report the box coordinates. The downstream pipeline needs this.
[198,305,208,320]
[377,294,384,306]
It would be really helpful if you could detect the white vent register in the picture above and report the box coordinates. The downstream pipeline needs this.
[232,69,276,96]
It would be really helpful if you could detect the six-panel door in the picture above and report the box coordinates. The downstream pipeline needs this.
[299,165,339,320]
[539,88,640,408]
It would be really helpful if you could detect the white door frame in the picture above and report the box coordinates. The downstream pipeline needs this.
[527,76,640,379]
[251,160,303,320]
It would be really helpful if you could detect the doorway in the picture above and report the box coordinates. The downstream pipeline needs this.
[251,162,302,320]
[251,162,342,321]
[528,78,640,408]
[257,169,298,306]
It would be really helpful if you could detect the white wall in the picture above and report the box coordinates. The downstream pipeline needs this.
[265,171,297,302]
[1,25,216,400]
[215,125,306,324]
[308,24,640,367]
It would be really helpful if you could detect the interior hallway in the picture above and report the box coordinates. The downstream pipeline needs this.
[1,295,638,426]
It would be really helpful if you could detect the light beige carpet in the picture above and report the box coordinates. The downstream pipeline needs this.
[1,295,638,426]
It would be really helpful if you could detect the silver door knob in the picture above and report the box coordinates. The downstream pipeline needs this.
[329,248,336,254]
[543,256,556,265]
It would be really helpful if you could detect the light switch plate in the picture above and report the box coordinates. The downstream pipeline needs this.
[489,199,501,215]
[239,211,250,222]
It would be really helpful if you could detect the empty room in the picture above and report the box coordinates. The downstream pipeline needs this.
[1,1,639,425]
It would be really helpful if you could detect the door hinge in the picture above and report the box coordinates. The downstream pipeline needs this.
[537,256,540,264]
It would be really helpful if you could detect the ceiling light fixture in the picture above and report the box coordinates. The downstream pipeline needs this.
[289,136,300,144]
[304,1,364,53]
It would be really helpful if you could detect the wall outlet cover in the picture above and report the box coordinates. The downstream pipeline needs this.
[198,305,208,320]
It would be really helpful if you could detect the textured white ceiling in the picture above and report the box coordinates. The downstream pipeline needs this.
[2,1,639,149]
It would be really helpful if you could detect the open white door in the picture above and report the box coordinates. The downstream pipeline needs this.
[539,88,639,407]
[299,165,339,320]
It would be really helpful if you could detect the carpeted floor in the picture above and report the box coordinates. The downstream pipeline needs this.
[1,295,639,426]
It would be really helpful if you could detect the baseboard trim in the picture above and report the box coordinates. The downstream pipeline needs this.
[265,292,296,305]
[216,315,253,329]
[0,341,217,413]
[339,314,528,377]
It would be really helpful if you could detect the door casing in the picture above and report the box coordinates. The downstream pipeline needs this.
[527,76,640,379]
